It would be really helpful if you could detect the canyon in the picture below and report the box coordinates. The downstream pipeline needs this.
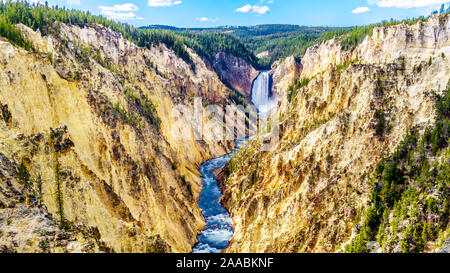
[0,7,449,254]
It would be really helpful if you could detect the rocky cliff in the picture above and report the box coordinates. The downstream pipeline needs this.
[271,56,302,97]
[213,52,259,98]
[0,22,240,253]
[221,15,450,253]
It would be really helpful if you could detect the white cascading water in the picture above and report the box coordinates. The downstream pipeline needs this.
[251,71,277,119]
[251,71,270,110]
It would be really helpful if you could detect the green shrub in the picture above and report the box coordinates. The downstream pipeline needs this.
[364,206,379,229]
[336,58,357,71]
[345,226,371,253]
[39,239,49,251]
[123,87,161,130]
[54,156,67,229]
[17,159,30,188]
[113,102,143,130]
[382,162,405,185]
[288,77,312,102]
[375,109,386,137]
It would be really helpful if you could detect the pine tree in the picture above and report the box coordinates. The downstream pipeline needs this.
[17,160,30,188]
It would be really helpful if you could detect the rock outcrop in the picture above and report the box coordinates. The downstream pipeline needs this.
[271,56,302,97]
[213,52,259,97]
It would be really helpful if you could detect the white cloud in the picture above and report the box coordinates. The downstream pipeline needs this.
[369,0,448,9]
[196,17,219,22]
[148,0,182,7]
[235,4,270,15]
[352,7,371,14]
[99,3,143,20]
[98,3,138,12]
[101,11,143,20]
[236,4,253,13]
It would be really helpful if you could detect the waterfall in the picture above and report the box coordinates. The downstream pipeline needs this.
[252,71,277,119]
[251,71,270,111]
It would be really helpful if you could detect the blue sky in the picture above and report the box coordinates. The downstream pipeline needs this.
[36,0,450,27]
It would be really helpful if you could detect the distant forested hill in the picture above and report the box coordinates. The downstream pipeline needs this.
[142,24,349,67]
[206,25,347,66]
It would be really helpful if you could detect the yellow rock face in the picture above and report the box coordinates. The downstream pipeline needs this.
[221,15,450,253]
[0,23,238,253]
[271,56,302,97]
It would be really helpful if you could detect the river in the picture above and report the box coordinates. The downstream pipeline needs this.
[192,138,249,253]
[193,71,274,253]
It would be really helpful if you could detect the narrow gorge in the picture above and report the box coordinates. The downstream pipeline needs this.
[0,2,449,254]
[193,138,248,253]
[194,69,277,253]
